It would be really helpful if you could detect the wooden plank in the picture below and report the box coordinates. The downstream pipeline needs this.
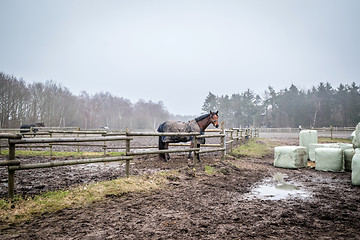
[127,148,200,156]
[0,133,22,139]
[8,143,16,198]
[126,132,201,137]
[169,143,221,147]
[48,130,108,134]
[0,160,20,166]
[9,136,132,144]
[196,134,226,138]
[205,129,221,132]
[199,147,226,154]
[103,146,158,149]
[8,156,133,171]
[51,143,106,147]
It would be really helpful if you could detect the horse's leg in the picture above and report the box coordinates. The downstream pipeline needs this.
[164,143,170,161]
[197,144,201,162]
[159,137,166,161]
[188,141,193,159]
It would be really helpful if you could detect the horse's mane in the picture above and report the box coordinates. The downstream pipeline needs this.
[195,113,211,122]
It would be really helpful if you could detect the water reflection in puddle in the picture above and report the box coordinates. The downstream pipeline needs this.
[245,173,311,201]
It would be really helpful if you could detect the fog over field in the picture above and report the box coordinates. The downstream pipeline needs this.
[1,0,359,115]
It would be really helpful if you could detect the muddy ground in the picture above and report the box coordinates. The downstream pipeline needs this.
[1,136,360,239]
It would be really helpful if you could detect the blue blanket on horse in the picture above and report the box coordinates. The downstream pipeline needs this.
[157,120,205,144]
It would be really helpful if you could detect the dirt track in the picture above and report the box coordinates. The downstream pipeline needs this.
[1,137,360,239]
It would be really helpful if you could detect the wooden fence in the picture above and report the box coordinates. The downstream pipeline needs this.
[0,126,255,198]
[259,126,354,139]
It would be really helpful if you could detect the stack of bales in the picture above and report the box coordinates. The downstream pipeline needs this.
[273,123,360,186]
[274,130,317,169]
[308,143,353,172]
[352,123,360,185]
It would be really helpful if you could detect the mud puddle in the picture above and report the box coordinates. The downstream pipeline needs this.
[245,173,311,200]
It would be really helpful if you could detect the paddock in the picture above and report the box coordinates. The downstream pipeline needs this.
[0,126,256,198]
[1,132,359,239]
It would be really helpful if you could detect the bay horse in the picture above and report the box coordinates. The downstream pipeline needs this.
[157,111,219,161]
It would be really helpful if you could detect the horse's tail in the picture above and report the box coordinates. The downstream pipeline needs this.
[157,122,165,132]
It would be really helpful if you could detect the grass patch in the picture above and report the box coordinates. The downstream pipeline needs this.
[231,139,279,158]
[318,137,352,143]
[0,173,169,228]
[204,165,216,175]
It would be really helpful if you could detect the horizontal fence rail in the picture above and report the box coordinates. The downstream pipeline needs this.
[259,127,355,132]
[8,156,133,171]
[259,126,353,139]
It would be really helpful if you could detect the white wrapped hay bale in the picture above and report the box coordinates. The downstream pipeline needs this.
[315,148,344,172]
[339,143,353,151]
[351,153,360,186]
[352,123,360,148]
[344,148,355,171]
[309,143,340,161]
[274,146,307,169]
[299,130,318,159]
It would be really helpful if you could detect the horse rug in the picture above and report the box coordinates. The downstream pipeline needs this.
[157,120,205,144]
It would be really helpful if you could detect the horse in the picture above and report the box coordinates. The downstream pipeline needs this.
[20,122,45,136]
[157,111,219,162]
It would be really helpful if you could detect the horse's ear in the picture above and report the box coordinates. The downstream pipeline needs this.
[215,111,218,115]
[210,111,213,114]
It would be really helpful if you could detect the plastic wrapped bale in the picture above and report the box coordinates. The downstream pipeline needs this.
[299,130,318,159]
[352,123,360,148]
[352,153,360,186]
[309,143,340,161]
[339,143,353,151]
[274,146,307,169]
[315,148,344,172]
[344,148,355,171]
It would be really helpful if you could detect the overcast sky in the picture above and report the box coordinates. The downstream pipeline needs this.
[1,0,359,115]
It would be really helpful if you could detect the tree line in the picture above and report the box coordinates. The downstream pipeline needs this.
[1,72,359,129]
[0,72,171,130]
[202,82,360,128]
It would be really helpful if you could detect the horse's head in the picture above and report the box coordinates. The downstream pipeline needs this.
[210,111,219,128]
[35,122,45,127]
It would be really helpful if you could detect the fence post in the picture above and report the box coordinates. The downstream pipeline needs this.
[125,138,131,178]
[8,141,16,198]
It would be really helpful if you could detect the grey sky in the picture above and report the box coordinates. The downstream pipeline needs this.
[1,0,359,115]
